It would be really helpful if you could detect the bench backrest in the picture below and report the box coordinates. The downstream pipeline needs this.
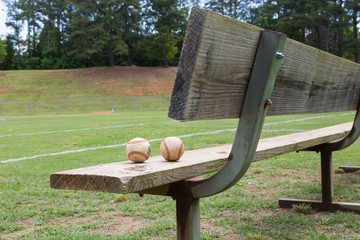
[169,8,360,121]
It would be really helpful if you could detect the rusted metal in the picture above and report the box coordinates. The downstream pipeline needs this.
[176,197,200,240]
[265,99,273,107]
[321,150,333,204]
[278,199,360,213]
[338,166,360,173]
[279,98,360,213]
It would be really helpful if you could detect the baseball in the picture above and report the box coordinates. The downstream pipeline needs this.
[126,138,151,163]
[160,137,184,161]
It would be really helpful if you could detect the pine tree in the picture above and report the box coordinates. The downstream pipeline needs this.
[146,0,188,67]
[1,36,16,69]
[0,38,7,67]
[205,0,260,21]
[4,0,24,68]
[345,0,360,62]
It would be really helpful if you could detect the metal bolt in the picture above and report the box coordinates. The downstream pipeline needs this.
[265,99,272,106]
[276,52,284,59]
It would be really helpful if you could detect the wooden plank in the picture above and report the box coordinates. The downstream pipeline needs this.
[50,122,352,194]
[169,8,360,121]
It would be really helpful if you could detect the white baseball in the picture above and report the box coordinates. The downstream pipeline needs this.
[126,138,151,162]
[160,137,184,161]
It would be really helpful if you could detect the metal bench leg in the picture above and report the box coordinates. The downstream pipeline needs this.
[321,150,333,206]
[279,148,360,212]
[279,100,360,213]
[176,197,200,240]
[338,166,360,173]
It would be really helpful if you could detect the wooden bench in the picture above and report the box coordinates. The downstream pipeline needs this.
[51,8,360,240]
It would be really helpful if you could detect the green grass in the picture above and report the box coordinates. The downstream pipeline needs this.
[0,67,176,100]
[0,67,176,116]
[0,110,359,239]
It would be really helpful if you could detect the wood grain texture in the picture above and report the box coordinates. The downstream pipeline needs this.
[168,8,360,121]
[50,122,352,194]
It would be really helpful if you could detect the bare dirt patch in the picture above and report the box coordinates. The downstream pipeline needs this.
[66,66,177,96]
[89,214,144,235]
[1,211,145,239]
[242,169,320,196]
[0,86,12,92]
[0,72,5,80]
[201,218,239,239]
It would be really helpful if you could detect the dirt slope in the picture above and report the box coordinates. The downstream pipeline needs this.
[0,66,178,99]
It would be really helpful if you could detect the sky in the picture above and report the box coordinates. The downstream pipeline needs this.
[0,1,10,38]
[0,1,206,39]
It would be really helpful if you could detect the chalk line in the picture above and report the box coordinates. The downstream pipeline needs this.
[1,112,353,139]
[263,113,354,126]
[0,123,145,138]
[0,128,310,164]
[1,112,354,163]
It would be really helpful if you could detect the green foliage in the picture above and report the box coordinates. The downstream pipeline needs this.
[245,234,272,240]
[292,203,313,214]
[2,0,360,68]
[146,0,188,67]
[0,38,7,64]
[334,168,346,174]
[146,34,178,64]
[205,0,260,21]
[252,0,360,60]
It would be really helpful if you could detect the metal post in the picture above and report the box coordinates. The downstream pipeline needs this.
[176,198,200,240]
[321,150,333,204]
[84,98,87,112]
[168,30,287,239]
[57,99,59,114]
[111,97,114,112]
[279,99,360,213]
[29,100,32,115]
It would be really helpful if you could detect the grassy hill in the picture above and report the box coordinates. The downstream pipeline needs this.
[0,66,177,100]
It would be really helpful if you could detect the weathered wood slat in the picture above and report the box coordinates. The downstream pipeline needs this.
[169,8,360,121]
[50,122,352,194]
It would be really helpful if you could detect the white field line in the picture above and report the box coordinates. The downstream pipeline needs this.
[0,112,354,164]
[263,112,354,126]
[0,123,145,138]
[0,128,308,164]
[1,112,354,138]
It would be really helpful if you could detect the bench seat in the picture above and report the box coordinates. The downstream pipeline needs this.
[50,122,352,195]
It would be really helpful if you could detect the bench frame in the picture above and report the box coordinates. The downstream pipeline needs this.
[165,30,287,240]
[166,29,360,239]
[279,101,360,212]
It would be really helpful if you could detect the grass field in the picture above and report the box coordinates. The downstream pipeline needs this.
[0,67,177,100]
[0,67,176,116]
[1,110,360,239]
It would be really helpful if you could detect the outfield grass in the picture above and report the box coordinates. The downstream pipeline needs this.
[0,67,176,101]
[0,111,359,239]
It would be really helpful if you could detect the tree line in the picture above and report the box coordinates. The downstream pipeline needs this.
[0,0,359,70]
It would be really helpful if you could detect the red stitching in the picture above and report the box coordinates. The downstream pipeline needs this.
[177,142,184,160]
[127,151,149,160]
[163,139,171,160]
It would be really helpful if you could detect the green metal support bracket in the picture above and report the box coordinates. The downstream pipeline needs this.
[171,30,287,239]
[186,30,287,198]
